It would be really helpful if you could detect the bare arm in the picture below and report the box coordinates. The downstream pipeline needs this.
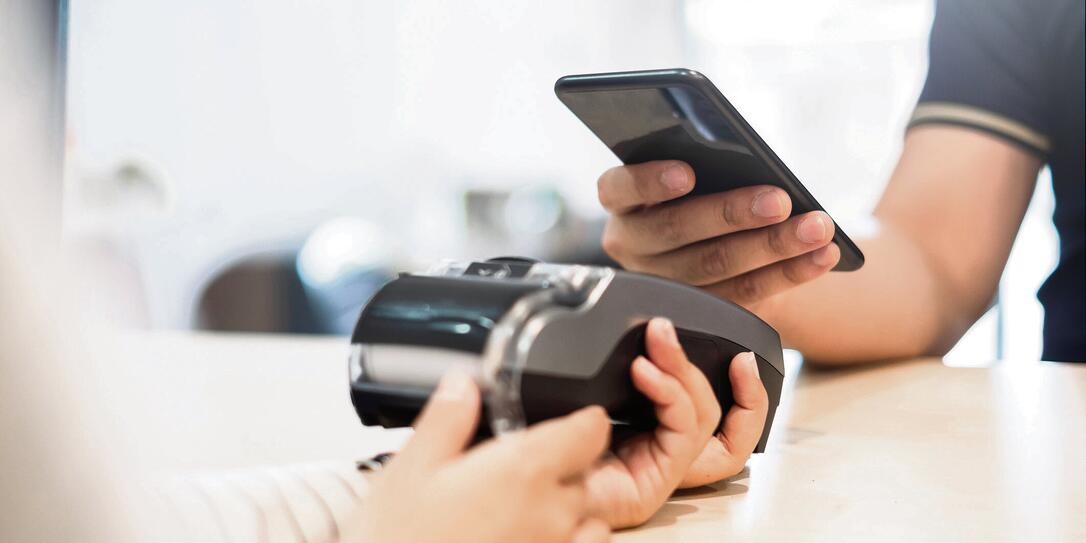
[759,125,1042,363]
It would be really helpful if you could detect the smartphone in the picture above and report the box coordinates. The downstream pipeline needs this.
[555,68,864,272]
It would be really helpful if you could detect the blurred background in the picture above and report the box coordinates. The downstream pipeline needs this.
[62,0,1058,364]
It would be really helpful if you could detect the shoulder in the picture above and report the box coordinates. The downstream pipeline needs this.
[908,0,1073,157]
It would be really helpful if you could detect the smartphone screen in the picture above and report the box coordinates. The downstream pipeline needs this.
[556,69,864,271]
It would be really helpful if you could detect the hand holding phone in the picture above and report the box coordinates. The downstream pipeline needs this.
[556,68,862,306]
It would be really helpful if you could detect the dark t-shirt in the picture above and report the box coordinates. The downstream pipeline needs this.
[908,0,1085,362]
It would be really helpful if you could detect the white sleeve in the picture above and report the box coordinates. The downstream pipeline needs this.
[148,462,373,543]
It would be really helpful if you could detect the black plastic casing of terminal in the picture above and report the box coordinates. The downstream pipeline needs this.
[349,264,785,453]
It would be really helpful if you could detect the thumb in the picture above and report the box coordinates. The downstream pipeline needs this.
[392,370,481,473]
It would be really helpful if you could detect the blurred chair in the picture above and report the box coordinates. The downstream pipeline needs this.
[196,217,395,335]
[194,252,323,334]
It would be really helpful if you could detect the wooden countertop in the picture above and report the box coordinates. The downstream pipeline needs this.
[617,357,1086,542]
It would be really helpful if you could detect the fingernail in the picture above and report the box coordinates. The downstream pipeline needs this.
[658,318,680,346]
[633,355,662,376]
[579,405,608,421]
[741,352,759,378]
[433,369,471,401]
[661,165,691,194]
[797,214,828,243]
[751,190,785,218]
[811,243,838,267]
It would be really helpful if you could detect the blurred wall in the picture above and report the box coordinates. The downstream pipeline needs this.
[61,0,1061,360]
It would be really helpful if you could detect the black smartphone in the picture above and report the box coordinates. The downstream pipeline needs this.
[555,68,864,272]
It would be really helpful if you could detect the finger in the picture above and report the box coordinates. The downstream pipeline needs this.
[717,352,770,457]
[570,518,611,543]
[644,318,720,430]
[597,161,694,213]
[519,405,611,479]
[676,351,771,489]
[633,210,835,286]
[704,241,840,306]
[610,185,791,255]
[630,356,695,433]
[393,370,481,472]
